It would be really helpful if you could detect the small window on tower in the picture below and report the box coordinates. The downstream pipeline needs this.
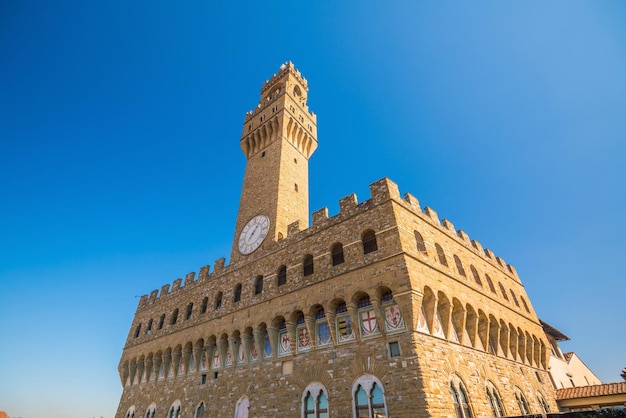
[215,291,223,309]
[294,183,298,192]
[261,151,266,157]
[233,284,242,303]
[331,243,345,266]
[294,158,297,164]
[277,265,287,286]
[253,275,263,295]
[389,341,401,357]
[303,254,314,276]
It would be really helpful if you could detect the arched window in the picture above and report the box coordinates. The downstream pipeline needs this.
[186,303,194,320]
[450,380,473,418]
[331,243,345,266]
[362,230,378,254]
[253,275,263,295]
[134,324,142,338]
[515,390,530,415]
[353,375,387,418]
[277,265,287,286]
[215,291,223,309]
[167,401,181,418]
[302,382,329,418]
[520,296,530,313]
[158,314,165,330]
[486,382,504,417]
[144,403,156,418]
[145,319,153,335]
[303,254,314,276]
[235,396,249,418]
[454,255,466,276]
[498,282,509,300]
[200,297,208,314]
[233,284,242,303]
[125,406,136,418]
[470,265,482,286]
[170,309,179,325]
[485,275,496,293]
[415,231,428,254]
[498,283,509,301]
[537,393,550,413]
[510,290,520,307]
[194,402,206,418]
[435,243,448,266]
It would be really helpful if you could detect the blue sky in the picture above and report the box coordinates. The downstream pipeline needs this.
[1,2,625,418]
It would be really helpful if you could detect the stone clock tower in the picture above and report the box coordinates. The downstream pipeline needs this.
[230,62,318,263]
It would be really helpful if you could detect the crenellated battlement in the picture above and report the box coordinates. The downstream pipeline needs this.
[244,61,316,121]
[260,61,308,96]
[137,177,519,311]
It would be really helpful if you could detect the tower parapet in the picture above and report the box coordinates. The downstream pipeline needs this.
[245,62,313,120]
[240,61,317,160]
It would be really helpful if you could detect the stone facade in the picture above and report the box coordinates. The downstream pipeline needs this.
[116,63,558,418]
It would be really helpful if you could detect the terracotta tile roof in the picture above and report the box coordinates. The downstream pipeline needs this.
[556,382,626,400]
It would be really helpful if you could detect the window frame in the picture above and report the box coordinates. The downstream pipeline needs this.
[253,275,264,295]
[301,382,329,418]
[351,375,388,418]
[277,265,287,286]
[215,291,223,309]
[362,230,378,254]
[303,254,314,276]
[233,284,242,303]
[435,243,448,266]
[449,377,473,418]
[331,243,345,266]
[415,230,428,254]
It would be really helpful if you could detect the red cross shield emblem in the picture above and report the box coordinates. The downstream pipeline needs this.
[361,310,378,333]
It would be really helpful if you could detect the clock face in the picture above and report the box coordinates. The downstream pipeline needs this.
[238,215,270,255]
